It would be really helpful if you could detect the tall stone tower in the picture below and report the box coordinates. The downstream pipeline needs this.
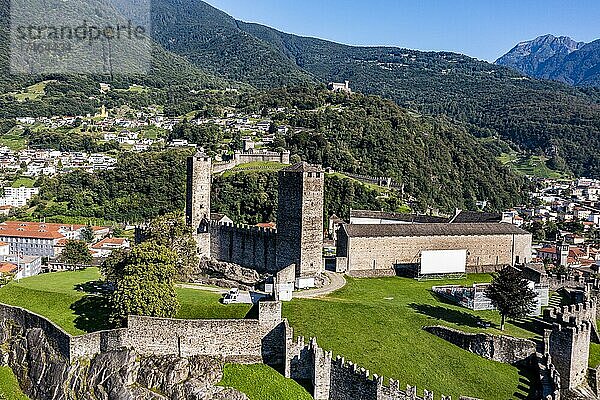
[543,301,596,392]
[276,162,324,278]
[186,151,212,258]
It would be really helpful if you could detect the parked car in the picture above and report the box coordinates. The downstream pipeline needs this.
[222,288,239,305]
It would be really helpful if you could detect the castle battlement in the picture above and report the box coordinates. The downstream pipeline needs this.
[209,220,277,236]
[329,353,451,400]
[543,300,596,326]
[551,320,591,334]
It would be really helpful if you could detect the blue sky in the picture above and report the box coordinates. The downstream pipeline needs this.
[205,0,600,61]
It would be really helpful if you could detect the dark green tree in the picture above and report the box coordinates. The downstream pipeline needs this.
[59,240,93,266]
[142,213,200,282]
[106,242,179,325]
[80,226,95,243]
[486,268,537,331]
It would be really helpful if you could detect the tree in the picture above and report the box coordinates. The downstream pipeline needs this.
[106,242,179,325]
[80,226,95,243]
[142,212,199,282]
[486,268,537,331]
[60,240,92,266]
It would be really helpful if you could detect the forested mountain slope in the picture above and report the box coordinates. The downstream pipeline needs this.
[146,0,600,177]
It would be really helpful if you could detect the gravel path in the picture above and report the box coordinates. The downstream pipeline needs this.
[293,271,347,299]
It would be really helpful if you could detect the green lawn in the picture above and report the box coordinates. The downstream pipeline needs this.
[283,276,537,400]
[0,268,101,335]
[591,322,600,368]
[9,81,50,102]
[11,177,36,188]
[0,367,29,399]
[498,153,567,179]
[0,131,27,151]
[222,162,288,177]
[0,269,252,335]
[176,288,251,320]
[219,364,313,400]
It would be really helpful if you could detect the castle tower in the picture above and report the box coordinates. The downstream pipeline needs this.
[276,162,324,278]
[543,302,596,392]
[186,151,212,257]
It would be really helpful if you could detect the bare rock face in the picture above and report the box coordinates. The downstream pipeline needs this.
[0,322,249,400]
[193,259,263,289]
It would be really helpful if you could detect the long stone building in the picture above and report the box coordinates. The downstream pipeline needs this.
[335,222,533,276]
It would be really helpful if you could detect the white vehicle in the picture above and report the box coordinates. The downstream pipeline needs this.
[222,288,239,305]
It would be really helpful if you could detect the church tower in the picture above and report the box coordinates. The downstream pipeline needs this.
[276,162,324,278]
[557,240,570,267]
[186,151,211,258]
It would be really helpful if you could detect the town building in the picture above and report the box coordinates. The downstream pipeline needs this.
[91,237,131,258]
[0,187,40,207]
[328,81,352,93]
[0,221,109,258]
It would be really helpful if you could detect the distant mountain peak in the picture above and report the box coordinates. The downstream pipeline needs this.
[495,34,597,85]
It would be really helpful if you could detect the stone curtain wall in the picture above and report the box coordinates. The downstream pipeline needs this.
[234,150,291,165]
[0,302,286,367]
[424,326,536,364]
[287,336,460,400]
[0,304,72,360]
[210,221,278,273]
[70,328,129,359]
[344,233,532,274]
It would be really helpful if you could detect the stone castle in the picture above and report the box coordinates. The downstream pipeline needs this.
[0,301,467,400]
[4,294,597,400]
[186,151,324,283]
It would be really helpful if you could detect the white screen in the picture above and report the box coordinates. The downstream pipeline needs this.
[420,250,467,275]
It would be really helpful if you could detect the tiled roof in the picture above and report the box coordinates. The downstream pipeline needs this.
[350,210,449,223]
[343,223,530,238]
[0,221,107,240]
[91,237,128,249]
[256,222,276,229]
[537,247,557,254]
[0,262,17,273]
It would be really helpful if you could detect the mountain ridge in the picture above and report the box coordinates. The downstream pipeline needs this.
[496,34,600,86]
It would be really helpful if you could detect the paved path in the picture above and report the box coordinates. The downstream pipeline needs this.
[176,283,270,304]
[294,271,347,299]
[176,283,226,293]
[177,272,346,300]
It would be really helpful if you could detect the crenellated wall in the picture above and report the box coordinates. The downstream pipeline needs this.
[286,335,465,400]
[543,301,596,393]
[2,300,572,400]
[210,221,278,273]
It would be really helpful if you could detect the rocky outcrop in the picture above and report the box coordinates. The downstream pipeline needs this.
[0,319,249,400]
[193,259,264,289]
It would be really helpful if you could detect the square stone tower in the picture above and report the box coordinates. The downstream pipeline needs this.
[276,162,324,277]
[186,151,212,258]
